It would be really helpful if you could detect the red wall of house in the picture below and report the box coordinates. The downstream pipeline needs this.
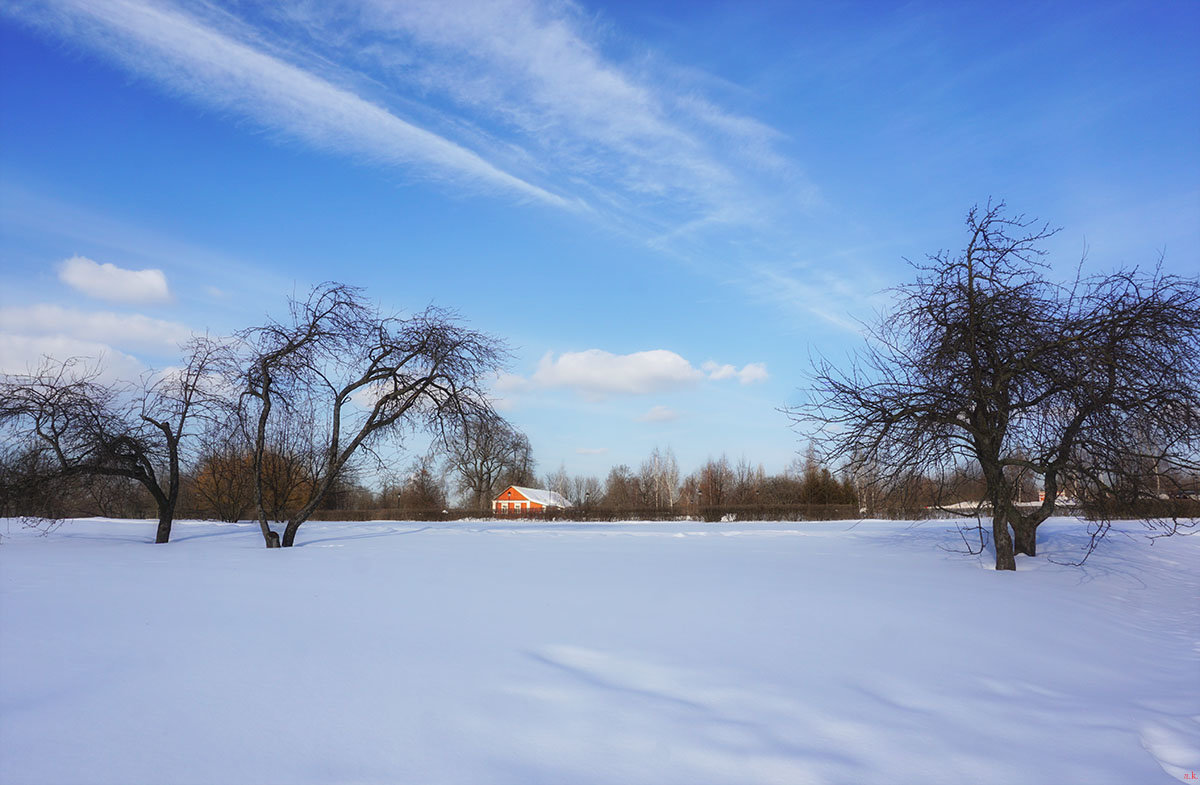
[493,486,545,512]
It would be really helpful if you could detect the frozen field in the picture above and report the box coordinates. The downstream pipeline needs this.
[1,517,1197,784]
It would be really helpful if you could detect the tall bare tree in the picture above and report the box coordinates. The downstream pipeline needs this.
[393,454,448,516]
[602,464,641,510]
[569,474,602,507]
[237,283,503,546]
[0,442,75,519]
[192,440,254,523]
[796,202,1200,570]
[696,455,733,508]
[638,446,679,509]
[445,412,535,510]
[0,338,224,542]
[543,463,571,501]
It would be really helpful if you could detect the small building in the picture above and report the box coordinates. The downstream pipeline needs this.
[493,485,572,514]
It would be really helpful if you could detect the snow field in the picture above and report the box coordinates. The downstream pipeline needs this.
[1,517,1197,784]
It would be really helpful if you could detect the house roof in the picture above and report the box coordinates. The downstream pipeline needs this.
[499,486,572,508]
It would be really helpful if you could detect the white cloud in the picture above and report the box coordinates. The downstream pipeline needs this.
[702,361,737,381]
[575,447,609,455]
[491,396,517,412]
[12,0,568,208]
[57,255,171,303]
[532,349,702,397]
[489,370,531,411]
[736,362,769,385]
[0,334,144,380]
[637,405,679,423]
[492,370,532,393]
[0,304,193,354]
[503,350,769,399]
[702,360,769,384]
[0,184,292,302]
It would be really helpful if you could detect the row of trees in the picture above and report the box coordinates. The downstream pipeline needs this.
[196,443,861,521]
[0,298,860,538]
[1,284,505,547]
[1,415,862,525]
[530,448,856,515]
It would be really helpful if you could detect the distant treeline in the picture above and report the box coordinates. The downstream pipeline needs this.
[7,440,1192,523]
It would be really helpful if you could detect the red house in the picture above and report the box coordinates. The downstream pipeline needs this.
[492,486,572,514]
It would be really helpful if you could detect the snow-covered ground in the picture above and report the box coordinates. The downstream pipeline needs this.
[1,517,1197,785]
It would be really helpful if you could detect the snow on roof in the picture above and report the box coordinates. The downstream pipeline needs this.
[505,486,573,508]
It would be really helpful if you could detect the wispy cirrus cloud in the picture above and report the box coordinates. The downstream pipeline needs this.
[280,0,810,237]
[746,264,887,334]
[5,0,570,208]
[5,0,807,241]
[5,0,862,330]
[57,255,171,304]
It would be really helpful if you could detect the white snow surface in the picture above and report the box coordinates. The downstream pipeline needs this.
[1,517,1197,785]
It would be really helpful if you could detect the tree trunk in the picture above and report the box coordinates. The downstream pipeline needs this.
[281,519,303,548]
[982,460,1017,571]
[257,517,281,547]
[155,511,173,544]
[1012,518,1038,556]
[992,513,1016,571]
[145,482,174,544]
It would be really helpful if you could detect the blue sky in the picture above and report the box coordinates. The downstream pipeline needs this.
[2,0,1197,482]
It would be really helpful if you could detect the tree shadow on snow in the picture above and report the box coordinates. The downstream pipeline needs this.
[172,527,256,542]
[296,525,432,547]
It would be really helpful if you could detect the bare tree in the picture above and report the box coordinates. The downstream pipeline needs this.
[0,442,72,519]
[543,463,571,501]
[0,339,223,543]
[238,283,503,546]
[445,412,535,510]
[638,446,679,509]
[394,454,448,516]
[696,455,733,508]
[730,456,766,506]
[602,464,641,511]
[192,418,256,523]
[569,474,601,507]
[257,412,322,522]
[82,473,149,519]
[796,202,1200,569]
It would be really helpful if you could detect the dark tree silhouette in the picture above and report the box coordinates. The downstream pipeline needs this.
[0,338,224,542]
[445,412,535,510]
[237,283,503,547]
[795,202,1200,570]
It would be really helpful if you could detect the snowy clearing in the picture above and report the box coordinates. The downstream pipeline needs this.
[1,517,1197,785]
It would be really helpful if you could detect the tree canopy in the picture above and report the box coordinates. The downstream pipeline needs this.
[796,202,1200,570]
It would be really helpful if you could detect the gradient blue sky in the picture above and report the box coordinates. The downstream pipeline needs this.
[2,0,1197,481]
